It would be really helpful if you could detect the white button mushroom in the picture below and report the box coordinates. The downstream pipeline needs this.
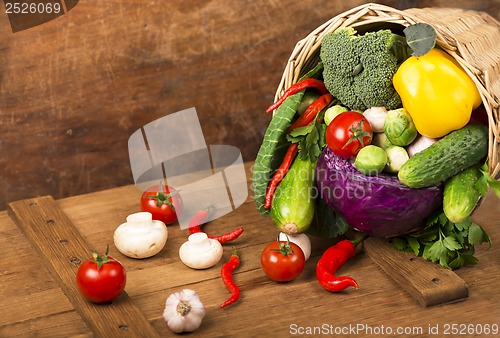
[179,232,223,269]
[114,212,168,259]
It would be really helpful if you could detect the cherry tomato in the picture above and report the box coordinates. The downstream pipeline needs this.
[140,184,183,225]
[261,239,305,282]
[326,111,373,158]
[76,247,126,303]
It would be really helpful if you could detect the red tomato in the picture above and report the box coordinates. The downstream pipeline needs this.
[326,111,373,158]
[140,184,183,225]
[76,247,126,303]
[261,240,305,282]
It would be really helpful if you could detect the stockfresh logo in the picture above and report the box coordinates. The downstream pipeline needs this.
[3,0,78,32]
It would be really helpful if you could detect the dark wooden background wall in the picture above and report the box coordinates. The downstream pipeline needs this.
[0,0,498,209]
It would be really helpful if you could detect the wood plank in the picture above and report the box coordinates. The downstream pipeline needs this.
[2,185,499,336]
[0,209,92,337]
[364,237,469,307]
[0,288,76,326]
[7,196,160,338]
[0,311,93,338]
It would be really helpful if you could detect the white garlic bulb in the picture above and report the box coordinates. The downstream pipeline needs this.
[163,289,206,333]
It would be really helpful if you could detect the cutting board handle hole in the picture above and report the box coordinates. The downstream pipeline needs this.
[29,203,38,207]
[409,257,416,262]
[46,219,55,225]
[431,277,441,284]
[119,325,128,331]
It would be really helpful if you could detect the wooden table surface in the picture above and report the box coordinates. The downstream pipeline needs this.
[0,163,499,337]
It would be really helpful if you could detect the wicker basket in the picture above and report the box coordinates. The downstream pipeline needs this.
[274,3,500,177]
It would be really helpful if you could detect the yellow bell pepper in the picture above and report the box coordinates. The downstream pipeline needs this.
[393,48,481,138]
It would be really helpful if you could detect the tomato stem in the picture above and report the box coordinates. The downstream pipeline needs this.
[272,234,295,256]
[92,245,113,270]
[342,118,372,149]
[144,189,179,210]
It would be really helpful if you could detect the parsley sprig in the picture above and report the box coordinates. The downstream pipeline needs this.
[286,114,327,162]
[393,162,498,269]
[478,162,500,199]
[392,212,490,269]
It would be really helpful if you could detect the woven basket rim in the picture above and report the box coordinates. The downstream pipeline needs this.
[274,2,500,176]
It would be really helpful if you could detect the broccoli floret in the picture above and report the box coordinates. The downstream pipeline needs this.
[320,27,409,111]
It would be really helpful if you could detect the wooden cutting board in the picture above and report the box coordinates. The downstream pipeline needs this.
[363,236,468,307]
[8,196,161,338]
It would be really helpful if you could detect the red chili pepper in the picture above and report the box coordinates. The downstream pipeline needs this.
[210,227,245,244]
[316,239,362,292]
[188,208,211,228]
[288,93,333,132]
[263,142,299,209]
[266,78,328,114]
[220,249,241,308]
[188,207,244,244]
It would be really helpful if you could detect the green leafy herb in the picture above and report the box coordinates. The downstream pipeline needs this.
[404,23,437,57]
[479,161,500,198]
[393,210,491,269]
[286,115,327,162]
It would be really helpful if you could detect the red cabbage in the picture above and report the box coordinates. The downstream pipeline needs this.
[316,147,442,237]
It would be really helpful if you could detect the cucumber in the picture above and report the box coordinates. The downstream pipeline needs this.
[398,124,488,188]
[443,166,482,223]
[270,156,316,235]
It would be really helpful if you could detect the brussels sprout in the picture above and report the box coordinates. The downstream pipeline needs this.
[372,132,393,150]
[324,105,348,125]
[383,108,417,146]
[354,145,387,176]
[384,146,409,173]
